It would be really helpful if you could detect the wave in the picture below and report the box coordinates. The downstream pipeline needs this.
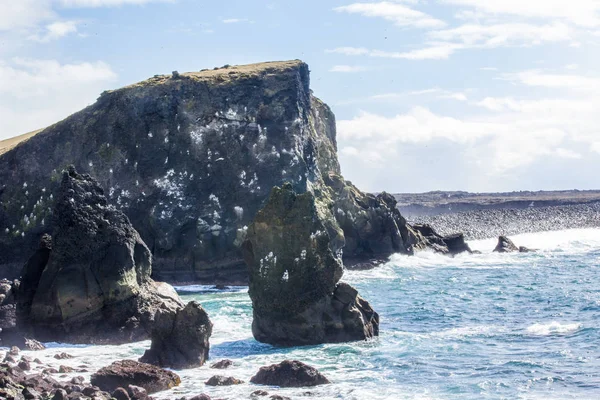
[525,322,582,336]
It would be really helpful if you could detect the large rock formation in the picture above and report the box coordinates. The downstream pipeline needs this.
[243,184,379,346]
[16,167,183,343]
[90,360,181,394]
[0,60,425,284]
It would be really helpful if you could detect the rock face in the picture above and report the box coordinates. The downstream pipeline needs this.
[243,184,379,346]
[412,224,472,255]
[16,167,182,343]
[140,300,212,369]
[0,60,424,284]
[91,360,180,394]
[250,360,330,387]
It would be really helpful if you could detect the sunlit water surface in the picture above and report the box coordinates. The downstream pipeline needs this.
[11,228,600,399]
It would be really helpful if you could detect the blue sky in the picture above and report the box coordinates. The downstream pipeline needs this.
[1,0,600,192]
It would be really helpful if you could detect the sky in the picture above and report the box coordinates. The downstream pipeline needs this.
[1,0,599,193]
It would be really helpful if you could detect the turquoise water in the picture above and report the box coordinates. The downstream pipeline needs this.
[22,228,600,399]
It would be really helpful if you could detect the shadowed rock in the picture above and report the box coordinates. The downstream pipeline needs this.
[204,375,244,386]
[91,360,180,394]
[17,167,182,343]
[243,184,378,346]
[250,360,330,387]
[493,236,519,253]
[412,224,472,256]
[140,300,212,369]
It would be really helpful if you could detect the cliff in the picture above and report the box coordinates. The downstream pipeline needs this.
[0,60,423,283]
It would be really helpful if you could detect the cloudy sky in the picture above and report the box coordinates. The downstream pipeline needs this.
[1,0,599,192]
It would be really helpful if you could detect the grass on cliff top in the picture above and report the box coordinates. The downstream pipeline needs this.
[0,129,44,156]
[115,59,305,91]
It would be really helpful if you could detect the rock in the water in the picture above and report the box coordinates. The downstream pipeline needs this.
[112,388,131,400]
[243,184,379,346]
[412,224,472,255]
[204,375,244,386]
[0,60,427,285]
[493,236,519,253]
[90,360,180,394]
[16,167,183,343]
[210,359,233,369]
[250,360,330,387]
[140,300,212,369]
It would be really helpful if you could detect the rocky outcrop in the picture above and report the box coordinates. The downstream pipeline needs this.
[493,235,534,253]
[412,224,472,255]
[250,360,330,387]
[243,184,379,346]
[90,360,180,394]
[140,300,212,369]
[0,60,425,284]
[204,375,244,386]
[16,167,183,343]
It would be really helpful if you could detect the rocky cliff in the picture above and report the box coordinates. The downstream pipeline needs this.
[0,60,424,284]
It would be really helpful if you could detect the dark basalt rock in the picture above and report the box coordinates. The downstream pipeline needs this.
[243,184,378,346]
[0,277,45,350]
[412,224,472,255]
[204,375,244,386]
[250,360,330,387]
[0,60,426,285]
[493,235,519,253]
[140,300,212,369]
[90,360,180,394]
[210,359,233,369]
[16,167,182,344]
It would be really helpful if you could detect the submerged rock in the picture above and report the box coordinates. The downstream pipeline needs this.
[91,359,180,394]
[243,184,379,346]
[210,359,233,369]
[250,360,330,387]
[140,300,212,369]
[0,60,426,284]
[204,375,244,386]
[17,167,182,343]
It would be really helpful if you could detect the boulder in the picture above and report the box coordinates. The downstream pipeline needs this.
[243,184,378,346]
[493,236,519,253]
[140,300,212,369]
[412,224,472,255]
[210,359,233,369]
[250,360,330,387]
[204,375,244,386]
[17,167,183,343]
[90,360,180,394]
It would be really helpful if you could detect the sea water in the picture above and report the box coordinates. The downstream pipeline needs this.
[16,228,600,399]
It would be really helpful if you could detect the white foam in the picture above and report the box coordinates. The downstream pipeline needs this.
[525,321,582,336]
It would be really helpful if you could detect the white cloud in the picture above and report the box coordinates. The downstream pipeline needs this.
[334,2,446,29]
[592,143,600,154]
[222,18,249,24]
[329,65,368,73]
[441,0,600,27]
[503,70,600,91]
[0,0,54,31]
[30,20,79,42]
[429,22,572,47]
[0,58,117,139]
[327,43,461,60]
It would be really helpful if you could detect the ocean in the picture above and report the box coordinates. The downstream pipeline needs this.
[19,228,600,399]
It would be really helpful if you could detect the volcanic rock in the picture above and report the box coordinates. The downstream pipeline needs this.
[204,375,244,386]
[493,235,519,253]
[250,360,330,387]
[90,360,180,394]
[16,167,182,343]
[412,224,472,255]
[140,300,212,369]
[210,359,233,369]
[0,60,425,284]
[243,184,378,346]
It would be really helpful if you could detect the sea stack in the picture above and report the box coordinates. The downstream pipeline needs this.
[243,184,379,346]
[16,166,185,343]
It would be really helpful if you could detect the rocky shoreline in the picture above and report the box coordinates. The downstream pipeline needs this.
[408,201,600,240]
